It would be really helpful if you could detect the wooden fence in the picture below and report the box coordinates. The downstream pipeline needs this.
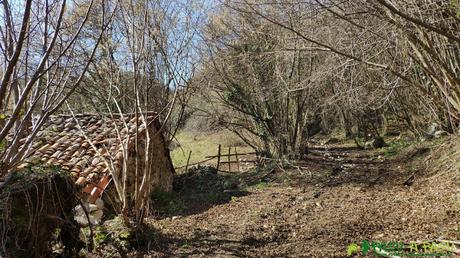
[175,144,259,173]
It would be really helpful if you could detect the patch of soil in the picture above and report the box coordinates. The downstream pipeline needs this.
[141,143,460,257]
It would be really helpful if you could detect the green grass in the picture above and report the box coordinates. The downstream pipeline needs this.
[95,230,109,245]
[171,130,253,169]
[151,190,187,214]
[244,181,270,191]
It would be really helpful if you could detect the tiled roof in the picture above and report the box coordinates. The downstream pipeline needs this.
[16,113,160,202]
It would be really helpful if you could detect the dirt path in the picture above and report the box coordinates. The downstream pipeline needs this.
[145,144,460,257]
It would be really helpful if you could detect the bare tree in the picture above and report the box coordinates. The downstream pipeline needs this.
[196,0,460,157]
[64,0,206,221]
[235,0,460,133]
[0,0,117,177]
[198,3,330,157]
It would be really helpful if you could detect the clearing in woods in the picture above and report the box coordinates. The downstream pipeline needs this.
[144,141,460,257]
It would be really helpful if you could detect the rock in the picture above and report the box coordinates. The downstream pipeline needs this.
[427,123,440,135]
[434,130,448,138]
[87,203,100,212]
[364,140,374,149]
[95,198,104,210]
[425,122,443,139]
[364,136,385,149]
[73,200,104,226]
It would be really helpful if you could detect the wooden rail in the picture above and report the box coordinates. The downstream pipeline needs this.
[204,152,258,158]
[174,144,260,172]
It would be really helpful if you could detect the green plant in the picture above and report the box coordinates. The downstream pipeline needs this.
[167,200,187,214]
[118,231,131,240]
[95,231,109,245]
[223,178,238,189]
[151,190,187,215]
[151,190,176,205]
[81,216,134,252]
[383,139,411,157]
[253,182,269,190]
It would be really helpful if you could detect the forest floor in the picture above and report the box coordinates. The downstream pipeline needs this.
[139,139,460,257]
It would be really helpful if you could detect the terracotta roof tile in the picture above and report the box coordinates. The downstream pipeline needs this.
[15,112,159,203]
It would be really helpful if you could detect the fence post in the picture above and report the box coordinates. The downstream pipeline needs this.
[228,147,231,172]
[235,147,240,172]
[185,150,192,173]
[216,144,221,171]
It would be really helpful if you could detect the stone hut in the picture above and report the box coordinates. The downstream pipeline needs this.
[16,113,175,206]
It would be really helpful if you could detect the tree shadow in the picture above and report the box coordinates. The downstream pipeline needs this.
[133,225,287,257]
[268,145,415,189]
[150,165,250,218]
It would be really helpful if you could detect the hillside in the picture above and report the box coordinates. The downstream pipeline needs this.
[128,135,460,257]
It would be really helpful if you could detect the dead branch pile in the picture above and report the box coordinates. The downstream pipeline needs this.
[0,165,80,257]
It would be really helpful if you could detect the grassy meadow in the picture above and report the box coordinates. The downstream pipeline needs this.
[170,130,253,170]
